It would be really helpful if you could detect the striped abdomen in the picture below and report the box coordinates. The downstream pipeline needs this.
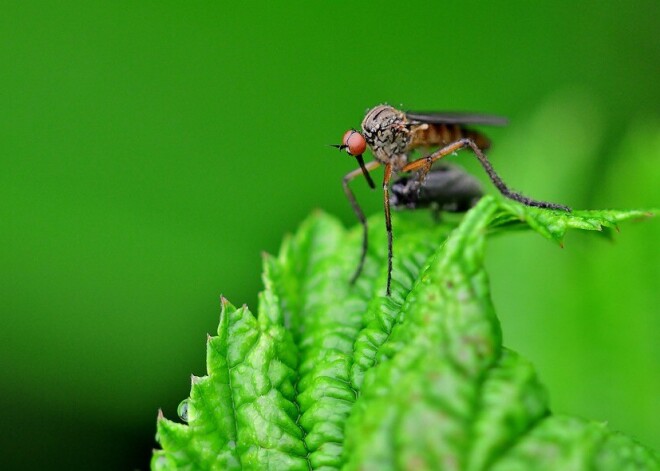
[408,123,492,152]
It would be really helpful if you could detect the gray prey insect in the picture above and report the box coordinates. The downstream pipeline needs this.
[332,104,570,296]
[389,164,483,214]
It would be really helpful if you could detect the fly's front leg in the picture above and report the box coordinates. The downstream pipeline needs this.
[402,138,570,211]
[343,160,381,285]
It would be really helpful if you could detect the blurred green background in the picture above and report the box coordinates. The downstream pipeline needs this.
[1,1,658,469]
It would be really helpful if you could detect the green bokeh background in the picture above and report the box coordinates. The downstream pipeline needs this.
[1,2,658,469]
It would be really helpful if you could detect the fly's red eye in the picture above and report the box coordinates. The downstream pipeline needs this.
[342,130,367,156]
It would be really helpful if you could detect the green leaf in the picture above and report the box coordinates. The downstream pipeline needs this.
[153,295,308,470]
[491,201,655,245]
[153,196,658,470]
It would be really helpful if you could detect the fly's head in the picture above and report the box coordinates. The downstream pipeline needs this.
[361,105,411,162]
[330,128,374,188]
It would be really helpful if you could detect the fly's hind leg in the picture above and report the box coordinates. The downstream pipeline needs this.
[402,138,570,211]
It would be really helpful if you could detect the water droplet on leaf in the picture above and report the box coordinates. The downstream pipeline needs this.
[177,399,190,422]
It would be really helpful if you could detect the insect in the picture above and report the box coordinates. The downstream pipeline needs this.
[389,164,483,214]
[333,104,570,296]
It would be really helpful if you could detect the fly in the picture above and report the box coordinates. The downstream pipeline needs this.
[332,104,570,296]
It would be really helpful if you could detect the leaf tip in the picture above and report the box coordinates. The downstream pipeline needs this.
[191,374,201,385]
[311,207,326,217]
[157,408,164,421]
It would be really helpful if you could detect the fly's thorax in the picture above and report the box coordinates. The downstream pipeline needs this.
[361,105,411,165]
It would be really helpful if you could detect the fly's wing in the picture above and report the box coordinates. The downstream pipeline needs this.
[405,111,508,126]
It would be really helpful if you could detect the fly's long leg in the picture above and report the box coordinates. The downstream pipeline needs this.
[343,160,381,284]
[382,163,394,296]
[402,138,571,211]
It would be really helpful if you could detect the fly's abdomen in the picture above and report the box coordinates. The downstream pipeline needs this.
[409,123,492,151]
